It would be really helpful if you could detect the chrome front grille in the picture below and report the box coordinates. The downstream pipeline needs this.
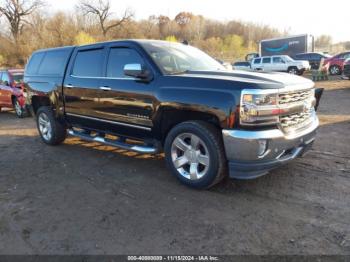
[279,89,314,132]
[280,110,313,131]
[279,89,313,104]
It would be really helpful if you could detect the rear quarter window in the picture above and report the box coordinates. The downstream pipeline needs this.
[38,50,71,76]
[25,52,45,75]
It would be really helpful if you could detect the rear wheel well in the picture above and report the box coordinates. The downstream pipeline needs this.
[159,109,222,143]
[31,96,51,115]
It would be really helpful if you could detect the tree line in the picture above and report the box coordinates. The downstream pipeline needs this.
[0,0,347,68]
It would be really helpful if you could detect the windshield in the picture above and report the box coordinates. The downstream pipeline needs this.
[141,42,225,74]
[283,56,294,62]
[12,74,24,84]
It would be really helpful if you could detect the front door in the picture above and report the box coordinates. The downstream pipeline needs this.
[0,72,13,107]
[271,56,288,72]
[97,45,155,139]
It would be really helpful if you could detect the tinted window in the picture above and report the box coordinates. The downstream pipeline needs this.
[38,50,71,76]
[26,52,45,75]
[107,48,144,78]
[72,49,104,77]
[12,74,23,83]
[262,57,271,64]
[1,72,10,83]
[253,58,261,64]
[309,54,320,60]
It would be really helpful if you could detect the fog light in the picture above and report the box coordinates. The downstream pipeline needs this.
[257,139,268,156]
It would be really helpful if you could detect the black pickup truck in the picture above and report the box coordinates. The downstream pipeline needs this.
[24,40,319,189]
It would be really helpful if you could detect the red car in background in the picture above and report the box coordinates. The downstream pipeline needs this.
[324,51,350,75]
[0,69,28,117]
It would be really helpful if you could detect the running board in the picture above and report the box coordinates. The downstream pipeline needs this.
[68,130,158,154]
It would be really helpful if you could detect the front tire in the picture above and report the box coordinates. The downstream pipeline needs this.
[13,97,26,118]
[329,65,341,75]
[288,67,299,75]
[164,121,227,189]
[36,107,67,145]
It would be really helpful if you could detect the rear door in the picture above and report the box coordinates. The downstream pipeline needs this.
[261,57,272,71]
[63,45,107,129]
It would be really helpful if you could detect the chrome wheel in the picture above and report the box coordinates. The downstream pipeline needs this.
[38,113,52,141]
[14,100,22,116]
[171,133,210,180]
[288,68,298,75]
[330,66,340,75]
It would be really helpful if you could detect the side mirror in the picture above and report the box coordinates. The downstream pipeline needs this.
[124,64,151,80]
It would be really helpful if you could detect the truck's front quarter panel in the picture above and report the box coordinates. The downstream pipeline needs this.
[222,82,319,179]
[153,76,242,139]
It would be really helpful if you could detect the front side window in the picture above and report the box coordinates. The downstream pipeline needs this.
[72,49,104,77]
[262,57,271,64]
[273,57,283,63]
[141,42,225,74]
[107,48,144,78]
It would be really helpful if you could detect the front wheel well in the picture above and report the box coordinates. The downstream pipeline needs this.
[158,109,222,143]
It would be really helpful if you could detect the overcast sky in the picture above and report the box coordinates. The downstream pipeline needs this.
[47,0,349,43]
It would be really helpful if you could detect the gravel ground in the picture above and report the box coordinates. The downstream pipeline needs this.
[0,79,349,255]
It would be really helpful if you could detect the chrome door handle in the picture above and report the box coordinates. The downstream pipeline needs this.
[99,86,111,91]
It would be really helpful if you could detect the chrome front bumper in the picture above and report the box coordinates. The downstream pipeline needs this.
[222,114,319,179]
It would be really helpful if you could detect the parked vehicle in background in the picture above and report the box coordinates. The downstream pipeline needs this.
[324,51,350,75]
[0,69,28,117]
[24,40,319,189]
[293,52,331,70]
[246,34,314,61]
[232,61,251,70]
[342,58,350,79]
[251,55,310,75]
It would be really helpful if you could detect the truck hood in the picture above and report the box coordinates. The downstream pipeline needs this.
[177,70,314,90]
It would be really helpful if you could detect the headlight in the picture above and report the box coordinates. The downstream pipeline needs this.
[240,90,279,126]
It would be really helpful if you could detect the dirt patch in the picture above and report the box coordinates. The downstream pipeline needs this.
[0,79,349,255]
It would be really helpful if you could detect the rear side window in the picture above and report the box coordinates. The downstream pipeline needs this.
[26,52,45,75]
[107,48,144,78]
[253,58,261,64]
[72,49,104,77]
[262,57,271,64]
[38,50,71,76]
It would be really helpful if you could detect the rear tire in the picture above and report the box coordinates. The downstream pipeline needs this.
[164,121,227,189]
[36,106,66,145]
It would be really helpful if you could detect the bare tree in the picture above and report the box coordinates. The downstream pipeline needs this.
[0,0,43,41]
[78,0,133,37]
